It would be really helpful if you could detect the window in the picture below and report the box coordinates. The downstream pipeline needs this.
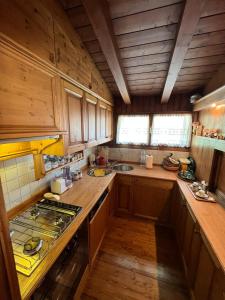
[116,113,192,148]
[116,115,149,145]
[151,114,192,147]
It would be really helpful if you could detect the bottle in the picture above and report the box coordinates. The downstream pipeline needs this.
[140,150,146,166]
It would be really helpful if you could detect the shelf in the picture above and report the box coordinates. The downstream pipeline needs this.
[192,135,225,152]
[44,158,84,176]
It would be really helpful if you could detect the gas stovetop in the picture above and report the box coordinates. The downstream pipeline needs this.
[9,199,82,276]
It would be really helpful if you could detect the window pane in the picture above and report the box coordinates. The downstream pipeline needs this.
[116,115,149,145]
[151,114,192,147]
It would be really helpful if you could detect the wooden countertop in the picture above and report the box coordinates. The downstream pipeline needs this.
[17,165,225,299]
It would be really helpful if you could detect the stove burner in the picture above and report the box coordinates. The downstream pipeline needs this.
[53,216,64,226]
[30,207,40,220]
[23,237,43,256]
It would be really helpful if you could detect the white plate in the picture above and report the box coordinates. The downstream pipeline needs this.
[196,191,209,199]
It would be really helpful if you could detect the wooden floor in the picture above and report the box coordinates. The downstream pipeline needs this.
[81,217,190,300]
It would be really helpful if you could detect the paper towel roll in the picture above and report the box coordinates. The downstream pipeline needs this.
[145,155,153,169]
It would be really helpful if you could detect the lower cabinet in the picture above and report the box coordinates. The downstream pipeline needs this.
[173,187,225,300]
[132,177,174,221]
[116,175,174,221]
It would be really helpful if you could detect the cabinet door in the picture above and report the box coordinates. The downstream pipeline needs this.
[89,193,110,264]
[209,268,225,300]
[194,242,215,300]
[85,94,97,145]
[54,23,90,87]
[175,190,187,248]
[0,47,66,138]
[132,177,174,221]
[0,1,55,65]
[186,224,202,288]
[116,176,132,215]
[182,207,196,263]
[99,104,107,139]
[106,107,113,139]
[63,81,85,153]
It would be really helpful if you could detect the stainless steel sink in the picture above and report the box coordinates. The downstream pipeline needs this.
[88,168,112,177]
[113,164,134,172]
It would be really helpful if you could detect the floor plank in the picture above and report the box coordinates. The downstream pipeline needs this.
[81,217,190,300]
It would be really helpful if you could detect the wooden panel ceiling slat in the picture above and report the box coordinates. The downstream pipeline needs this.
[179,64,221,75]
[60,0,82,10]
[173,86,202,92]
[190,30,225,48]
[130,90,162,96]
[122,52,171,68]
[100,69,114,77]
[127,78,165,85]
[112,3,182,35]
[129,84,164,90]
[76,25,96,42]
[201,0,225,17]
[67,6,90,28]
[125,63,169,75]
[96,62,110,71]
[185,44,225,59]
[117,24,177,48]
[177,72,214,81]
[84,40,101,53]
[91,52,106,63]
[182,55,225,68]
[104,76,116,83]
[108,0,183,19]
[126,71,168,81]
[129,86,163,91]
[119,40,174,59]
[175,79,208,86]
[195,13,225,34]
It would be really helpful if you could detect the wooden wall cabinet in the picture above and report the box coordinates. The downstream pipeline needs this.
[0,45,66,139]
[84,93,98,148]
[61,81,86,154]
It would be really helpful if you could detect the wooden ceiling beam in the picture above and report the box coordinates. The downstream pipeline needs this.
[81,0,130,104]
[161,0,207,103]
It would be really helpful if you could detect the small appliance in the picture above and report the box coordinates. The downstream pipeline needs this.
[51,177,68,194]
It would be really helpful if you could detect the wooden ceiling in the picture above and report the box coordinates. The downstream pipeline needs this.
[60,0,225,102]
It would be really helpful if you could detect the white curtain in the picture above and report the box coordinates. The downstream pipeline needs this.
[116,115,149,145]
[151,114,192,147]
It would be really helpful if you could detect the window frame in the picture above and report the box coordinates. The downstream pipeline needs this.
[114,112,192,151]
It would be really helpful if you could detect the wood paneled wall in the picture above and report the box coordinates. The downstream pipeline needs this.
[114,93,193,114]
[0,0,113,103]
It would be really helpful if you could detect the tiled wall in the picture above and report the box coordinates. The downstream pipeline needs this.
[0,148,94,211]
[108,147,190,165]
